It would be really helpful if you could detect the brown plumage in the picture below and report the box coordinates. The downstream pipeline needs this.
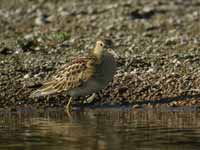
[30,40,117,113]
[32,57,95,96]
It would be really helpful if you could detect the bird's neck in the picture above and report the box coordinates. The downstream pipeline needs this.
[92,47,103,63]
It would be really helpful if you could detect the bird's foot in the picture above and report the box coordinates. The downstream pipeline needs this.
[84,93,96,104]
[64,105,72,113]
[64,105,73,118]
[64,97,73,114]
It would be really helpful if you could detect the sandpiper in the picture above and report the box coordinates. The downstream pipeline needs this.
[30,40,117,113]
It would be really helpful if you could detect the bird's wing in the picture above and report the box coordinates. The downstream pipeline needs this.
[30,56,96,97]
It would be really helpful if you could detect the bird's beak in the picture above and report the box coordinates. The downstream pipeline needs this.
[104,44,112,49]
[104,39,113,49]
[108,48,119,59]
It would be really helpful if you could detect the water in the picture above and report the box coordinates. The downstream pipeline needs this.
[0,107,200,150]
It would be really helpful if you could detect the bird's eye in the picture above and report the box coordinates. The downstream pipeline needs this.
[100,43,103,46]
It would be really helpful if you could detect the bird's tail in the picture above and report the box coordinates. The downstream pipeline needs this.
[29,81,60,98]
[30,88,57,98]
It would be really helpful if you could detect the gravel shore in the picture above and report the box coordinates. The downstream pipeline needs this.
[0,0,200,109]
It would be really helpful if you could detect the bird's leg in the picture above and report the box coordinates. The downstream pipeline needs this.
[65,97,73,113]
[84,93,96,104]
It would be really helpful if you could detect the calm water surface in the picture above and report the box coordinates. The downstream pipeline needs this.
[0,107,200,150]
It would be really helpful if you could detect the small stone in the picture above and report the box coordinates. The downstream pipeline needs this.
[0,47,13,55]
[169,102,178,107]
[146,68,154,73]
[132,104,142,109]
[24,74,30,79]
[35,11,50,26]
[24,34,34,40]
[47,15,55,22]
[165,37,177,45]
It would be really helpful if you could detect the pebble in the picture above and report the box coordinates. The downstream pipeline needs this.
[0,47,13,55]
[35,11,50,26]
[132,104,142,109]
[165,37,178,45]
[1,0,200,109]
[24,74,30,79]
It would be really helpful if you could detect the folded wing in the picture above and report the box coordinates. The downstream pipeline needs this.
[30,56,96,97]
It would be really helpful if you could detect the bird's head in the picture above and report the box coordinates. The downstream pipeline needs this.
[93,40,105,59]
[93,40,119,60]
